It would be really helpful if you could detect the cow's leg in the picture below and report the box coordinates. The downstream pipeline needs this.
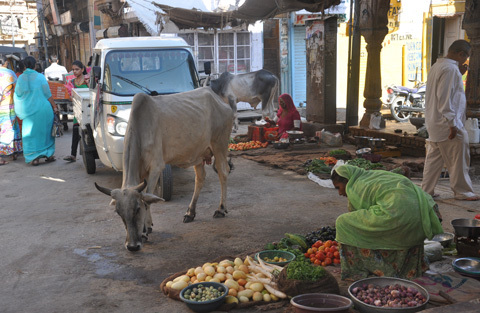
[144,168,162,235]
[212,148,229,218]
[184,163,206,223]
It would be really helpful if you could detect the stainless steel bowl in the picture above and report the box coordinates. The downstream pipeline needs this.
[368,138,386,150]
[356,148,372,157]
[286,130,305,140]
[355,136,373,148]
[430,232,454,248]
[451,218,480,238]
[452,258,480,278]
[348,277,429,313]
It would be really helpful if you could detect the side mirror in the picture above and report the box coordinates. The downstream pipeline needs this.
[203,61,211,75]
[90,66,101,89]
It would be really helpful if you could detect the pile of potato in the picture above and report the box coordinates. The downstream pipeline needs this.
[164,256,286,304]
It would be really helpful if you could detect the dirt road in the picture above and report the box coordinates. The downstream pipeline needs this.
[1,122,478,313]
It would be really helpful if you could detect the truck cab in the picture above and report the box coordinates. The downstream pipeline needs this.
[73,37,200,176]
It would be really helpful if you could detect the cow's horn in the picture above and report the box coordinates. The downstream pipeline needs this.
[95,182,112,196]
[134,179,147,192]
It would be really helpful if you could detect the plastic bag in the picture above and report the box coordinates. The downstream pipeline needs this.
[424,242,443,263]
[321,129,342,147]
[369,112,382,130]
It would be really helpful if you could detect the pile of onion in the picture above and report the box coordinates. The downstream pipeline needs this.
[351,283,427,308]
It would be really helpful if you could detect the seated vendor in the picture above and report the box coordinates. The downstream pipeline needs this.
[275,93,301,137]
[331,165,443,281]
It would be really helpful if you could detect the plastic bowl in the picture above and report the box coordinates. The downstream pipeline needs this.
[348,277,429,313]
[290,293,353,313]
[179,282,228,313]
[255,250,296,266]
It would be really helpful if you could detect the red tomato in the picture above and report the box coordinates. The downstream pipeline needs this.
[324,240,333,248]
[324,258,332,265]
[314,259,321,265]
[333,251,340,258]
[324,247,331,253]
[333,258,341,264]
[304,253,310,258]
[326,252,334,259]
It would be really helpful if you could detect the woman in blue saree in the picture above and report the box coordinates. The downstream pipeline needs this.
[14,56,59,165]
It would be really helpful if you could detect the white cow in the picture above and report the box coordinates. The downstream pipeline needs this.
[210,69,279,132]
[95,87,234,251]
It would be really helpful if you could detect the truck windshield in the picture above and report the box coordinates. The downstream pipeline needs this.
[103,48,199,96]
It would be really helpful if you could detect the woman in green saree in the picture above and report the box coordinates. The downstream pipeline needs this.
[331,165,443,280]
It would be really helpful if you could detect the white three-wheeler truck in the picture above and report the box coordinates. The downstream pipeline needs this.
[72,37,206,200]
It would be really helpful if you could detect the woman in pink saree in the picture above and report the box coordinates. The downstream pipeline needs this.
[276,93,301,137]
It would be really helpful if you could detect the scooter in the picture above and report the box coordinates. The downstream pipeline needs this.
[385,81,426,122]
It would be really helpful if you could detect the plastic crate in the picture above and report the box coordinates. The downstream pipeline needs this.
[48,81,71,100]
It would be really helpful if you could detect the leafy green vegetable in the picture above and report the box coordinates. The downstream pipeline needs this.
[328,149,347,156]
[347,158,384,170]
[304,159,331,174]
[286,258,326,281]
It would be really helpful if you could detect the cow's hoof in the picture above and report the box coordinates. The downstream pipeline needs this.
[147,227,153,234]
[183,214,195,223]
[142,233,149,241]
[213,210,226,218]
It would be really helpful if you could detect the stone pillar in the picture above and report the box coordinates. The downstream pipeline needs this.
[464,0,480,119]
[358,0,390,128]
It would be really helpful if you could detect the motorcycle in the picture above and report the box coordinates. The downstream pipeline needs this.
[385,81,426,122]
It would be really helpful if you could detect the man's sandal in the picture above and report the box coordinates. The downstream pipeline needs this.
[63,155,76,162]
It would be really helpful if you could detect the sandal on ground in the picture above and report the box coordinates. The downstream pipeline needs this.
[454,195,480,201]
[31,158,40,166]
[45,156,56,163]
[63,155,76,162]
[0,160,8,166]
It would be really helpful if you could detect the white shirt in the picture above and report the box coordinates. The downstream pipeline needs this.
[425,58,466,142]
[44,63,68,81]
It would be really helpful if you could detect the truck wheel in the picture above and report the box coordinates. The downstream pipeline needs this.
[157,164,172,201]
[80,140,96,174]
[390,96,411,122]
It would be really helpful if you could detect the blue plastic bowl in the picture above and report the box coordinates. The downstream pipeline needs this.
[179,282,228,313]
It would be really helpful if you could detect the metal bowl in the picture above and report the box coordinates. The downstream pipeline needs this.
[451,218,480,238]
[348,277,429,313]
[452,258,480,278]
[356,148,372,157]
[355,136,373,148]
[368,138,386,150]
[290,293,353,313]
[429,232,455,248]
[287,130,305,140]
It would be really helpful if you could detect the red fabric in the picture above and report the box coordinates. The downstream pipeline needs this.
[277,93,301,136]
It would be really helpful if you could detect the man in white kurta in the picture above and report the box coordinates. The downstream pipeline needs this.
[422,40,479,201]
[44,55,68,81]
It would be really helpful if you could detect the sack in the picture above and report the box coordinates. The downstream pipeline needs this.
[321,130,343,147]
[51,114,63,137]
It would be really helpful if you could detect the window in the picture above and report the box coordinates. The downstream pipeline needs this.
[179,31,251,75]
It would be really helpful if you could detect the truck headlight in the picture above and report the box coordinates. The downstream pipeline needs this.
[106,114,128,136]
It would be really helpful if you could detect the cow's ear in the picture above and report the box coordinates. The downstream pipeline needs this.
[142,193,164,204]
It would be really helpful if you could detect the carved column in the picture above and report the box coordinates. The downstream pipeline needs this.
[358,0,390,128]
[464,0,480,118]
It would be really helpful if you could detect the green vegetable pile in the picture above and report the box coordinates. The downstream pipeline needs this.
[303,159,331,174]
[347,158,385,170]
[328,149,347,156]
[286,258,326,281]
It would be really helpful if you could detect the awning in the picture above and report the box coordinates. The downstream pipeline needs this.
[149,0,341,31]
[125,0,209,35]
